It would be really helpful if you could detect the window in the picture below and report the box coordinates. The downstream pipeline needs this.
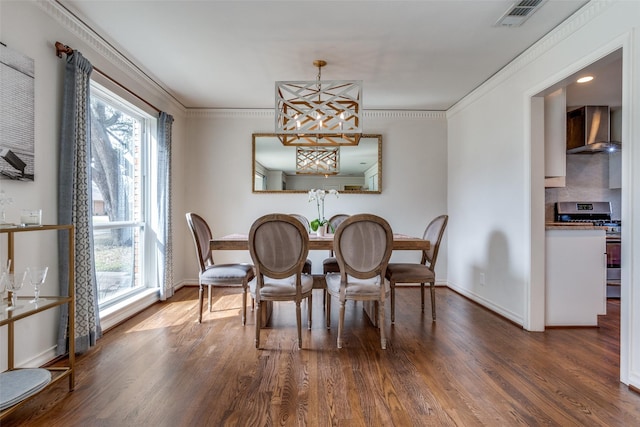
[89,82,157,310]
[254,171,266,191]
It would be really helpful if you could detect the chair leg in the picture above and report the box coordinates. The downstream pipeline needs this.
[242,286,247,326]
[198,284,204,323]
[255,301,261,349]
[379,300,387,350]
[373,300,379,326]
[430,282,436,321]
[326,293,332,329]
[390,282,396,324]
[420,283,425,313]
[307,294,312,330]
[208,284,213,312]
[296,300,303,349]
[337,299,345,348]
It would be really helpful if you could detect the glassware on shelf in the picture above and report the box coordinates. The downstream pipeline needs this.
[0,259,10,306]
[20,209,42,227]
[24,266,48,304]
[0,189,13,225]
[5,273,23,310]
[0,271,6,307]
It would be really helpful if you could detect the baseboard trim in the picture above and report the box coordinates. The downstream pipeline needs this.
[100,289,159,332]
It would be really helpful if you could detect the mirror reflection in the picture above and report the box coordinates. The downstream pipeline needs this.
[252,134,382,193]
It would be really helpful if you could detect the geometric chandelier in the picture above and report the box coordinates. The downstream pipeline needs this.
[276,60,362,146]
[295,146,340,175]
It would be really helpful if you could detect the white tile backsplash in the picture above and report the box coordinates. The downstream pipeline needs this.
[545,152,622,221]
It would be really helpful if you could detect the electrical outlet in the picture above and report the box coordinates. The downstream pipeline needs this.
[479,273,485,286]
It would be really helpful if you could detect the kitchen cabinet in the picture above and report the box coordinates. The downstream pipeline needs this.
[609,151,621,189]
[545,228,606,326]
[544,88,566,188]
[0,224,75,419]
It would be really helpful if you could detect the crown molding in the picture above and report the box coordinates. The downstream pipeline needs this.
[448,0,613,117]
[188,109,273,119]
[365,110,446,119]
[187,109,446,120]
[37,0,186,116]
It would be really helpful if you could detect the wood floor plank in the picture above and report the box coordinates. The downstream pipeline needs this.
[3,287,639,426]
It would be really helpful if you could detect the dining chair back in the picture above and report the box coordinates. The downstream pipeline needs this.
[327,213,349,234]
[322,214,350,274]
[320,214,350,307]
[290,213,311,233]
[385,214,448,323]
[249,214,314,349]
[325,214,393,349]
[289,213,313,274]
[185,212,255,324]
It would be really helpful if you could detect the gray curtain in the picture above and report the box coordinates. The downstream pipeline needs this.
[158,112,174,300]
[57,50,101,356]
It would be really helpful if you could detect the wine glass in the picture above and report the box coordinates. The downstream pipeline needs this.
[24,267,48,304]
[0,271,6,307]
[5,273,23,310]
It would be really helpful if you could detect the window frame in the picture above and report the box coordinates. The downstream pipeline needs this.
[89,80,158,313]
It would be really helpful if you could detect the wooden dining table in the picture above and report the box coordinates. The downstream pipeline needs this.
[210,232,430,327]
[210,233,430,251]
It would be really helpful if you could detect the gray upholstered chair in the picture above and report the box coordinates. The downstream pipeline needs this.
[385,215,448,323]
[186,212,255,324]
[289,214,313,275]
[322,214,350,274]
[325,214,393,349]
[249,214,314,349]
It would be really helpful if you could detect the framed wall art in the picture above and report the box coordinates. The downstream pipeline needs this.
[0,43,35,181]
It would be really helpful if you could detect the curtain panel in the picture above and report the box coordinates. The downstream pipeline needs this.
[158,112,174,300]
[57,50,101,356]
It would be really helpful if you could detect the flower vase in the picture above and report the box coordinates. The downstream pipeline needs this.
[316,224,327,237]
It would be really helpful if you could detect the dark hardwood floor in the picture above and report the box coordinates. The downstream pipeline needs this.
[3,287,639,426]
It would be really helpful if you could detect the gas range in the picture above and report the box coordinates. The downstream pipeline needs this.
[555,201,621,235]
[599,221,621,234]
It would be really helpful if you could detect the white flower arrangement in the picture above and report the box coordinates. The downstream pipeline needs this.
[307,188,339,231]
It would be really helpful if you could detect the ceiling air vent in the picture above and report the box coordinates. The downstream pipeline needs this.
[495,0,546,27]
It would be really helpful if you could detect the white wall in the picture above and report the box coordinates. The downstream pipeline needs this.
[446,0,640,385]
[0,1,186,369]
[182,110,448,278]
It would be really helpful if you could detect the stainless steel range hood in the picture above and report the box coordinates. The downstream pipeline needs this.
[566,106,621,154]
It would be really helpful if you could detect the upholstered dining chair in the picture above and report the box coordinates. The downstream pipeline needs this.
[290,214,313,275]
[249,214,314,349]
[322,214,350,274]
[385,214,448,323]
[186,212,255,325]
[325,214,393,349]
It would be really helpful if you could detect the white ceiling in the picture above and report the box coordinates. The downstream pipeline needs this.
[565,52,622,109]
[59,0,590,110]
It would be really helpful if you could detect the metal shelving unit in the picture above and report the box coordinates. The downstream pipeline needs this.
[0,224,75,419]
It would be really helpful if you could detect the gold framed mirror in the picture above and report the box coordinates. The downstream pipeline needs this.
[252,134,381,193]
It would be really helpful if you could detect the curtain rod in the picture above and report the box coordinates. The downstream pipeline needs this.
[55,41,161,114]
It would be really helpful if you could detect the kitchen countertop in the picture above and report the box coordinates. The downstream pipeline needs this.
[545,222,608,230]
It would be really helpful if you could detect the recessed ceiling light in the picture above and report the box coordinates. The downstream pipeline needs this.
[577,76,594,83]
